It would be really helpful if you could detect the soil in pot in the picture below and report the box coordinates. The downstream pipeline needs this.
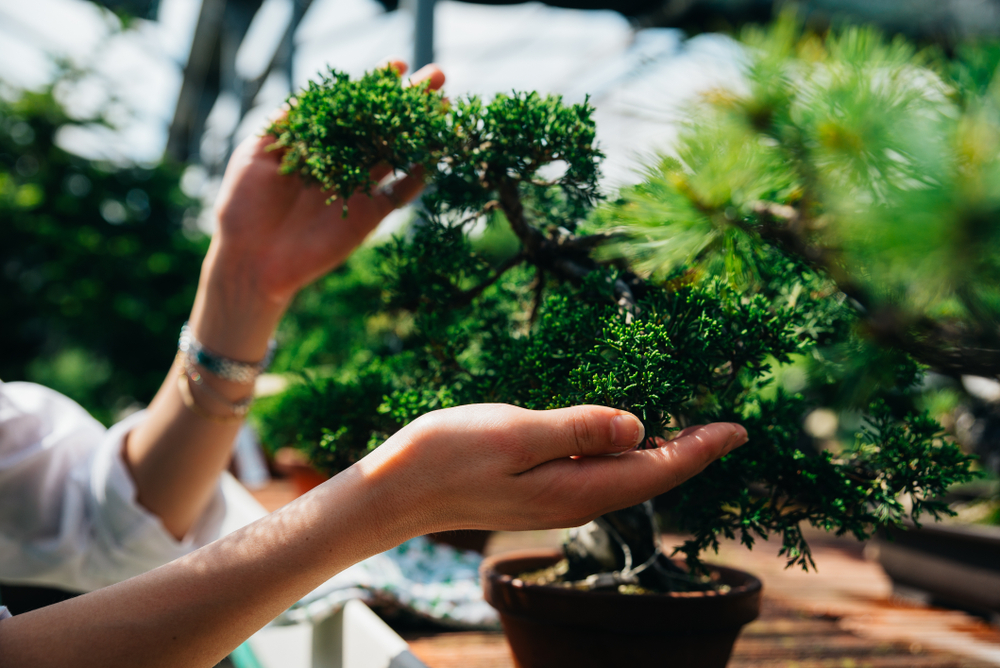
[481,549,762,668]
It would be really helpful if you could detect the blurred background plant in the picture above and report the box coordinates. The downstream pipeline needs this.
[0,81,204,424]
[595,12,1000,503]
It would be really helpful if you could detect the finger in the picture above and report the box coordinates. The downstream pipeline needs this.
[265,103,290,127]
[406,64,445,91]
[519,406,645,466]
[386,60,408,76]
[299,164,421,222]
[245,104,293,165]
[369,167,428,218]
[667,424,706,440]
[305,164,398,213]
[669,422,748,456]
[535,422,747,516]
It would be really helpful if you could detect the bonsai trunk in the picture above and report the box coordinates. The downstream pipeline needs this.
[563,502,709,592]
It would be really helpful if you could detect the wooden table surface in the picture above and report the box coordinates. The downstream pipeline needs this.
[251,480,1000,668]
[405,599,995,668]
[405,529,1000,668]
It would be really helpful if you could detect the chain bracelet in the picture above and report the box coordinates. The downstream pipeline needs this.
[178,353,254,417]
[178,322,276,385]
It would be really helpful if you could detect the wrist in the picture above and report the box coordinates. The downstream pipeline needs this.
[188,238,289,364]
[353,426,444,538]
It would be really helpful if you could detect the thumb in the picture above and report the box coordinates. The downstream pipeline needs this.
[524,405,645,467]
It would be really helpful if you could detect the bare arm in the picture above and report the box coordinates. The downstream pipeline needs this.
[124,63,445,539]
[0,407,746,668]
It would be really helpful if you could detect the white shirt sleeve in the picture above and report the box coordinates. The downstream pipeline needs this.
[0,381,231,592]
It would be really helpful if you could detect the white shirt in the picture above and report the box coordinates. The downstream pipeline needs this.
[0,382,499,630]
[0,381,235,593]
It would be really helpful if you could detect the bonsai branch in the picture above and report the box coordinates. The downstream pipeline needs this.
[456,200,500,228]
[449,251,527,309]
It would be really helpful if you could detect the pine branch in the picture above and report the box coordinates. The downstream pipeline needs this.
[749,201,1000,378]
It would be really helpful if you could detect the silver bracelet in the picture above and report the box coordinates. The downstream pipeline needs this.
[178,322,276,385]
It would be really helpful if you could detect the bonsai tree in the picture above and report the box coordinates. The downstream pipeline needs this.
[256,18,987,592]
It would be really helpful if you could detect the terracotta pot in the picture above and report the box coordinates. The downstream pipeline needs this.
[481,549,762,668]
[273,447,329,496]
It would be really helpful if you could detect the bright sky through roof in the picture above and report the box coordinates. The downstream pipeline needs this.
[0,0,200,162]
[0,0,744,184]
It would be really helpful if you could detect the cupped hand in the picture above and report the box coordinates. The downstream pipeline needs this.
[211,62,446,308]
[362,404,748,535]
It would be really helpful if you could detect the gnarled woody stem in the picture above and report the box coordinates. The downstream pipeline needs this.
[493,177,639,314]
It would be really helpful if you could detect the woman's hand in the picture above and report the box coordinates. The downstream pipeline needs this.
[211,62,445,310]
[359,404,749,535]
[189,62,446,361]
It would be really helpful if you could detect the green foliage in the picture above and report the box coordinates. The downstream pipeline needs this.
[426,91,602,227]
[0,87,204,423]
[255,367,395,473]
[674,394,970,571]
[268,67,449,210]
[268,246,386,375]
[600,13,1000,379]
[270,66,602,228]
[255,34,979,589]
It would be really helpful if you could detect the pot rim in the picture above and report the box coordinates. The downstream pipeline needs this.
[481,548,763,633]
[481,548,763,599]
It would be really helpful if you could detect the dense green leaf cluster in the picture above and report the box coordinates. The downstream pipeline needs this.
[269,67,601,229]
[267,67,449,208]
[427,91,602,228]
[254,32,979,588]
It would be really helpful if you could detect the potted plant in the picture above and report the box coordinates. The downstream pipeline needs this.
[254,16,991,666]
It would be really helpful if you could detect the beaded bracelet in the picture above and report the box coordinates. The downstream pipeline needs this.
[178,322,276,385]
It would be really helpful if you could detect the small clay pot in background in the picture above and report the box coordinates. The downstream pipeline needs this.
[481,549,762,668]
[273,447,329,496]
[426,529,493,554]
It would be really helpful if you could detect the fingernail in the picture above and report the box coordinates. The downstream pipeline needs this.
[611,414,644,449]
[725,427,749,453]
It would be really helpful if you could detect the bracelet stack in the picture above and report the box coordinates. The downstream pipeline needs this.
[178,323,276,384]
[176,322,275,423]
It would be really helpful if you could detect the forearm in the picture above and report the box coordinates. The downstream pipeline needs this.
[0,401,745,667]
[0,460,418,668]
[125,238,291,539]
